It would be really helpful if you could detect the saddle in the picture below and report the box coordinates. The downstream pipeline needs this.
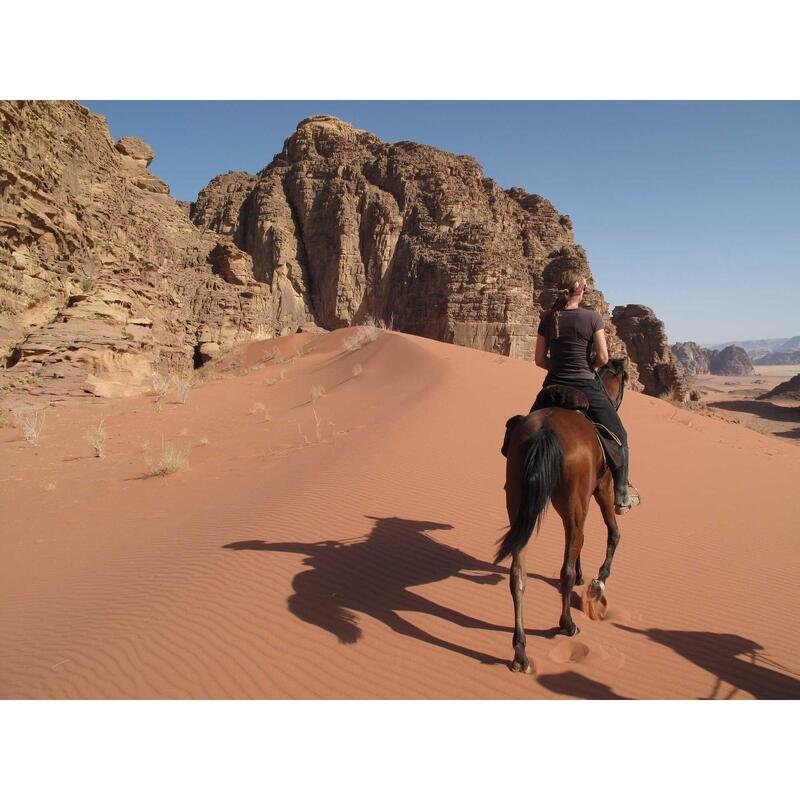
[501,385,623,471]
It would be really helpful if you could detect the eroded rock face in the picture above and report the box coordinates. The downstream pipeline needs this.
[709,345,754,376]
[2,105,651,403]
[0,101,311,402]
[191,114,638,382]
[671,341,711,376]
[612,305,691,400]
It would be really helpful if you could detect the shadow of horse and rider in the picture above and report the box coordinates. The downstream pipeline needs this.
[223,515,800,698]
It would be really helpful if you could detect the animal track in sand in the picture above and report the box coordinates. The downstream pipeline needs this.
[548,639,626,669]
[549,640,590,664]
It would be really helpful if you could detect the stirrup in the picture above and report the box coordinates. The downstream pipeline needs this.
[615,483,642,515]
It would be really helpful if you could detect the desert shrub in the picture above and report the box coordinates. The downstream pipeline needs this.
[343,328,379,352]
[13,407,46,446]
[351,363,363,378]
[145,439,189,477]
[86,418,107,458]
[172,372,194,404]
[151,373,172,410]
[249,401,266,415]
[199,436,210,446]
[80,277,94,293]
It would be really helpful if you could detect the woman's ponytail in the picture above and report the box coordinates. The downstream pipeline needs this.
[549,291,569,339]
[547,270,585,339]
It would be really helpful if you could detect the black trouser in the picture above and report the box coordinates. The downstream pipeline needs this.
[532,373,628,448]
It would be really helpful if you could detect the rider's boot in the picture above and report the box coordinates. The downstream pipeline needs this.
[611,445,641,515]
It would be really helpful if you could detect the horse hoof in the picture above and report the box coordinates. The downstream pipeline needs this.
[510,659,533,674]
[581,580,608,621]
[557,623,579,637]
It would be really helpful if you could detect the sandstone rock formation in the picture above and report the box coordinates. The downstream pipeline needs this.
[671,341,711,376]
[672,341,756,376]
[612,305,691,400]
[0,101,312,402]
[2,104,650,403]
[191,114,638,382]
[759,373,800,402]
[709,345,754,376]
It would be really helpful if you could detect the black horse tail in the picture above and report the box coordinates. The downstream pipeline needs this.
[495,427,563,563]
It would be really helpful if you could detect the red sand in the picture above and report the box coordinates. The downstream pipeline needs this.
[1,328,799,699]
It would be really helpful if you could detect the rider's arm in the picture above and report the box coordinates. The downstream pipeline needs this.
[534,335,550,370]
[592,329,609,369]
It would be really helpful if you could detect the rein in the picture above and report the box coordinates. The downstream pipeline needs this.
[598,363,625,410]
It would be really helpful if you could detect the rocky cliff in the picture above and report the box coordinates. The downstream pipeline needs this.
[0,101,312,401]
[191,114,637,378]
[708,345,754,376]
[672,341,757,376]
[671,341,711,376]
[2,104,649,403]
[612,305,691,400]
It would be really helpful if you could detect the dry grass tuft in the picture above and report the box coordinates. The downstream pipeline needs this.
[266,369,287,386]
[45,482,57,492]
[199,436,210,446]
[172,372,194,404]
[351,363,363,378]
[151,373,172,410]
[362,314,394,330]
[145,439,189,477]
[86,418,108,458]
[249,401,266,415]
[343,327,379,352]
[13,407,47,446]
[310,384,326,402]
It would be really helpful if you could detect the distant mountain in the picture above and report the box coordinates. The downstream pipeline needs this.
[698,336,800,358]
[753,350,800,366]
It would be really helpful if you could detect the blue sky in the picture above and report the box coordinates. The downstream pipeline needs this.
[83,101,799,344]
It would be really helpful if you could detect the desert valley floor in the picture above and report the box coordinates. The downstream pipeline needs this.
[1,327,799,699]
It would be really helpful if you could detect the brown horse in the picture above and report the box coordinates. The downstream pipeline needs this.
[496,360,627,674]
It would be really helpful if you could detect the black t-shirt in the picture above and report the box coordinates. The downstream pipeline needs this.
[537,306,604,380]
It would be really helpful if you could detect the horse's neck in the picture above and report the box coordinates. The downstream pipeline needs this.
[601,373,621,409]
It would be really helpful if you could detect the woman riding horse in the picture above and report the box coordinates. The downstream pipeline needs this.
[532,271,640,514]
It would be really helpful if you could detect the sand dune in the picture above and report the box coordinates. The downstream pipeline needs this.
[1,327,799,699]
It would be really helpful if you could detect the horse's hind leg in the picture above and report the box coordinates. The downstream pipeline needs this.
[510,545,532,673]
[557,513,585,637]
[575,555,584,586]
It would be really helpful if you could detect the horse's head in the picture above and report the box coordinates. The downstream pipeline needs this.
[599,358,628,410]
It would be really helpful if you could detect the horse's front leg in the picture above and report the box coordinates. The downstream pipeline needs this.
[583,473,621,620]
[510,546,532,673]
[595,471,621,584]
[575,555,584,586]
